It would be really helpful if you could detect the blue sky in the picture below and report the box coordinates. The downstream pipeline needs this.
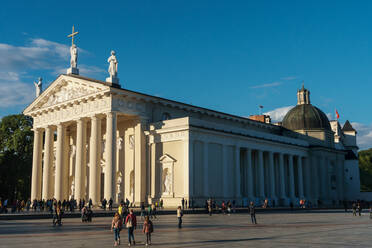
[1,1,372,149]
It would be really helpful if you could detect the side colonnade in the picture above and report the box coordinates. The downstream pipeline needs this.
[190,138,344,207]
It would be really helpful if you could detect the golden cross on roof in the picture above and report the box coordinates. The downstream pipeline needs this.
[67,25,79,46]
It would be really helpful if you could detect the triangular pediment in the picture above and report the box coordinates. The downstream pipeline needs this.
[159,154,177,163]
[24,74,110,114]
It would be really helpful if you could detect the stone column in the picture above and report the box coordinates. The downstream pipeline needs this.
[235,146,241,198]
[258,150,264,198]
[42,126,54,200]
[312,156,319,202]
[104,112,117,202]
[89,116,101,205]
[288,154,295,200]
[134,120,146,205]
[222,145,229,198]
[150,142,156,199]
[323,157,329,200]
[31,128,43,201]
[203,142,209,197]
[116,130,125,203]
[297,156,304,199]
[246,148,254,200]
[184,137,193,199]
[62,130,70,200]
[75,118,87,202]
[278,153,286,200]
[268,151,276,200]
[54,124,65,201]
[304,157,311,199]
[319,156,326,200]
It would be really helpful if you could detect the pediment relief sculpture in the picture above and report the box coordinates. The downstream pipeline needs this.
[41,84,100,108]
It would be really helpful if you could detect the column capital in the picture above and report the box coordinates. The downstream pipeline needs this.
[105,112,118,119]
[89,115,101,121]
[45,125,56,130]
[75,117,89,123]
[32,127,44,132]
[56,122,68,128]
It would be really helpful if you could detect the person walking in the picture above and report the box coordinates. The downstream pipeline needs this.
[53,205,63,226]
[221,201,226,215]
[102,198,107,210]
[148,204,152,219]
[181,198,185,210]
[352,202,357,216]
[125,209,137,246]
[249,201,257,224]
[118,203,123,219]
[357,202,362,216]
[151,203,157,219]
[140,202,145,220]
[227,201,232,216]
[177,206,183,228]
[89,198,93,209]
[143,216,153,246]
[111,212,123,246]
[109,198,113,211]
[208,199,212,216]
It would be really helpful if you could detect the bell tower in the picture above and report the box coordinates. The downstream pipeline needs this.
[297,83,310,105]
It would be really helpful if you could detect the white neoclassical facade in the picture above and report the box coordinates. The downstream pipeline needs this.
[24,73,360,207]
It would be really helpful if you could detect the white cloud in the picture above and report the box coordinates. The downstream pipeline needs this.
[281,76,297,81]
[350,122,372,150]
[250,81,282,89]
[0,39,71,71]
[0,77,34,107]
[264,105,294,122]
[0,71,21,81]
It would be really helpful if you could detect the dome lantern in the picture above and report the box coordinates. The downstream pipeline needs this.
[297,83,310,105]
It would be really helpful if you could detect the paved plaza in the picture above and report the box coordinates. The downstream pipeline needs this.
[0,210,371,247]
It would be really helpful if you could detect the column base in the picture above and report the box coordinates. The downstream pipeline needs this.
[278,197,290,207]
[270,196,278,207]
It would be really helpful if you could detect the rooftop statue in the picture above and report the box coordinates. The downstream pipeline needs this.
[70,44,78,68]
[108,50,118,78]
[33,77,42,97]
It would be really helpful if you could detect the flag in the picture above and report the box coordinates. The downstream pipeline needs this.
[336,109,340,119]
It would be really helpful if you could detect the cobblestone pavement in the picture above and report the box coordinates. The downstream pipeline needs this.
[0,210,371,247]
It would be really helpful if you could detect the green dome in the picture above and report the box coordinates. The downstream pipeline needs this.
[282,104,331,131]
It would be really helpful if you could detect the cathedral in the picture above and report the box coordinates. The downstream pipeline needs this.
[24,38,360,207]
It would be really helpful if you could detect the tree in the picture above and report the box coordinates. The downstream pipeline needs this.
[358,148,372,192]
[0,114,33,202]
